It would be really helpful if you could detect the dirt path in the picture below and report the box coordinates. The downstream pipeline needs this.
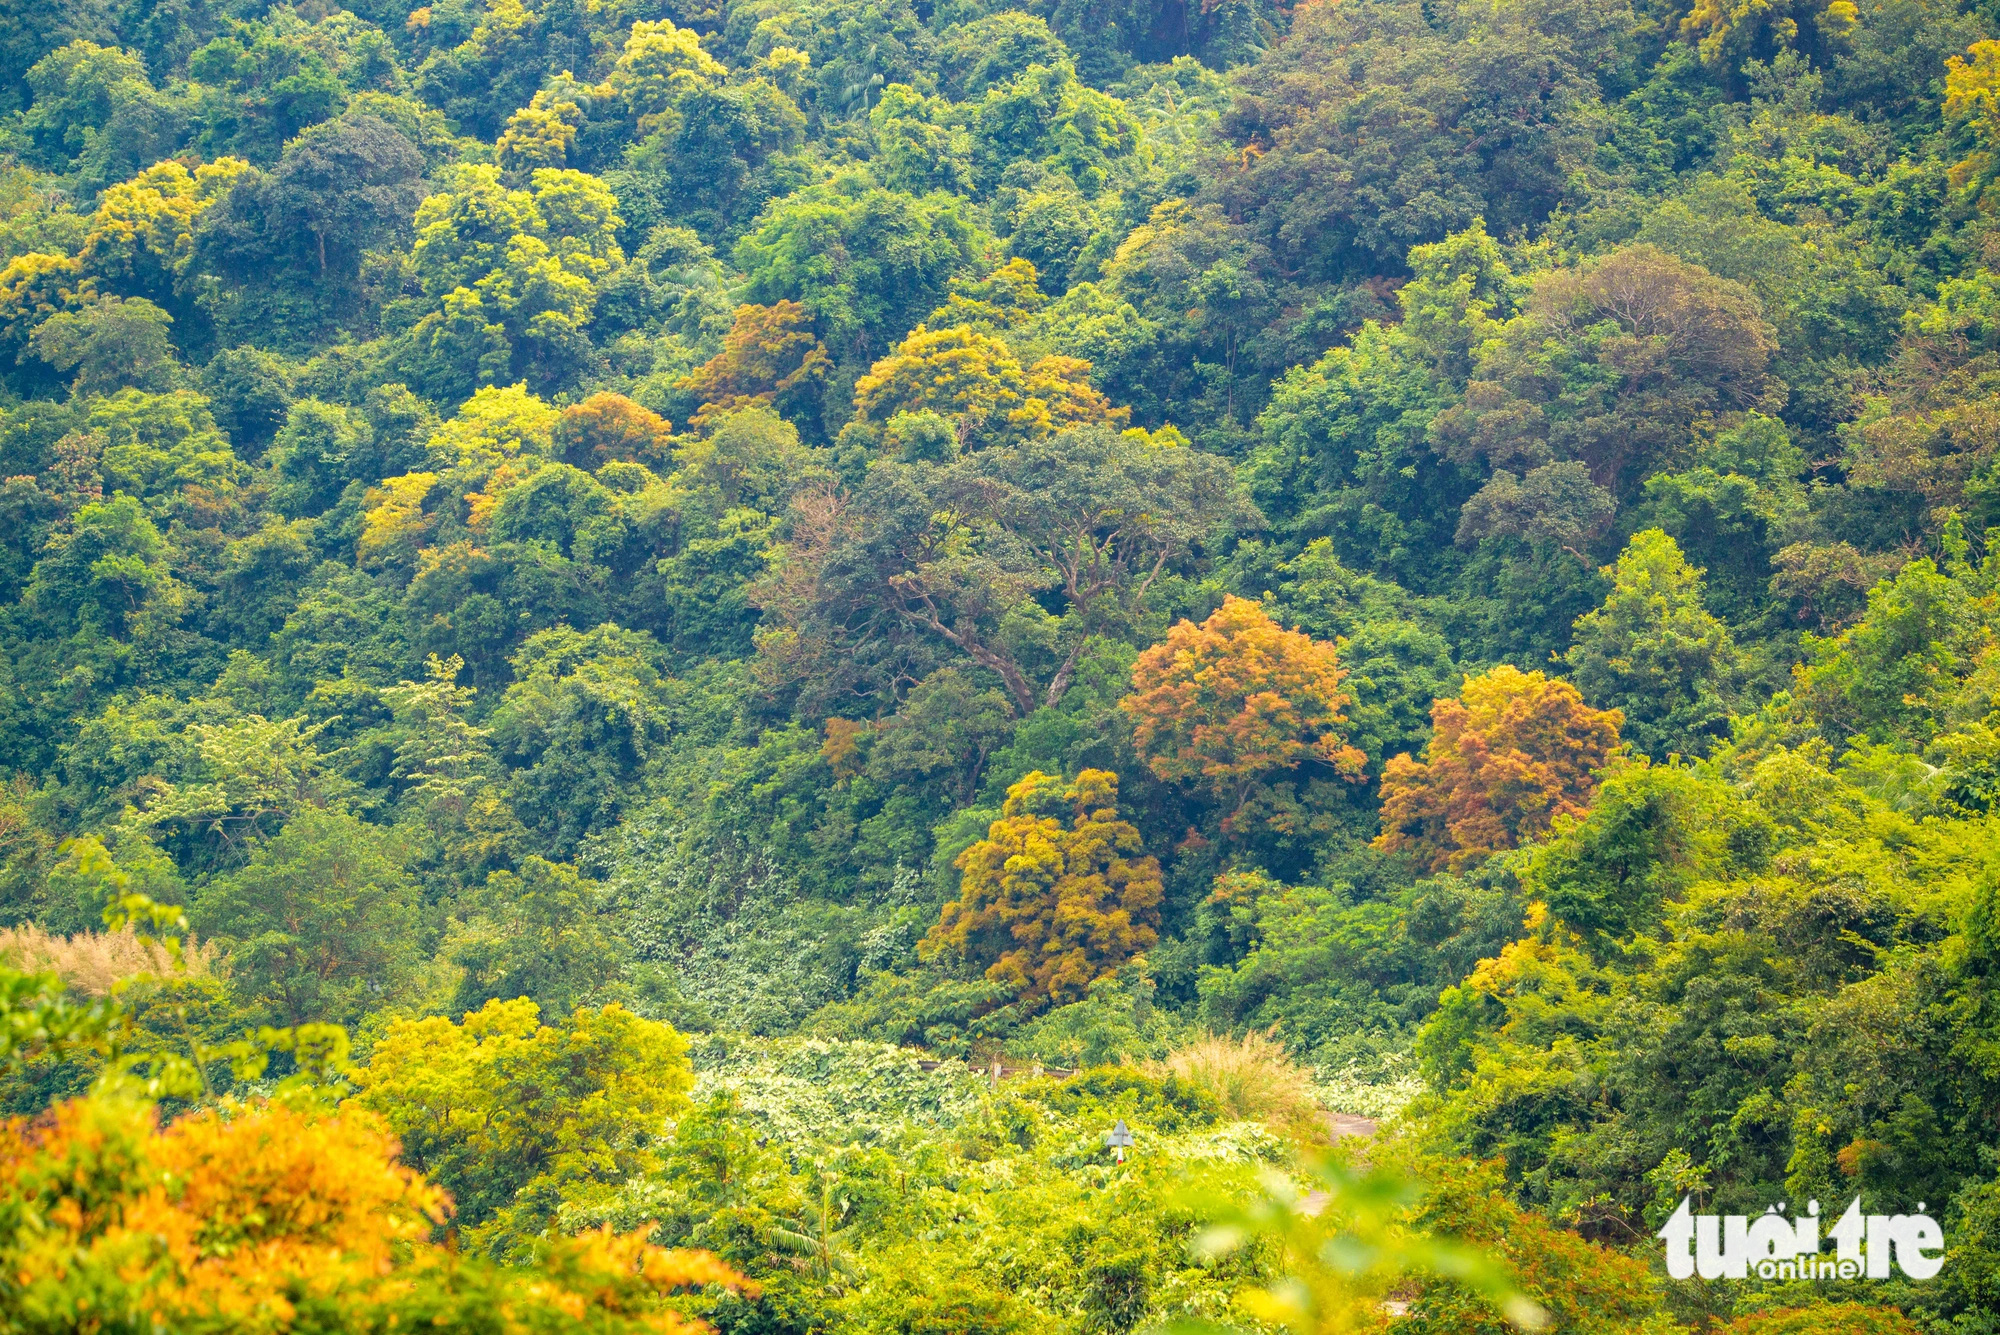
[1325,1112,1379,1140]
[1298,1113,1383,1218]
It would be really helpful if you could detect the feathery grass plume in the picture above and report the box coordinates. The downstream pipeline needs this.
[1154,1029,1324,1144]
[0,923,216,996]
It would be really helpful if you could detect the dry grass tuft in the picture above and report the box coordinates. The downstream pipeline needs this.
[0,924,216,997]
[1155,1029,1326,1144]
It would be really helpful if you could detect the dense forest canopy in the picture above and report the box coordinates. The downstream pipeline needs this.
[3,0,2000,1327]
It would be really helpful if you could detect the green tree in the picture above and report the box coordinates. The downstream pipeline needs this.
[1243,222,1515,582]
[1630,415,1803,626]
[191,806,418,1027]
[863,666,1017,809]
[266,398,371,518]
[28,296,179,395]
[733,176,986,418]
[609,42,807,242]
[196,344,299,454]
[1524,761,1737,943]
[350,997,693,1258]
[1215,0,1620,287]
[184,22,349,162]
[88,388,245,511]
[21,42,188,193]
[1564,529,1740,759]
[190,113,425,348]
[145,711,354,864]
[1099,198,1276,444]
[21,493,187,708]
[757,426,1241,718]
[490,624,673,859]
[967,60,1141,196]
[378,652,520,872]
[445,856,632,1020]
[1431,245,1778,503]
[1793,556,1980,749]
[870,85,975,196]
[672,404,829,512]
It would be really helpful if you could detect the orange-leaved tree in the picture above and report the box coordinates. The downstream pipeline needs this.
[679,300,830,426]
[1374,665,1622,871]
[1122,596,1366,839]
[0,1088,749,1333]
[555,392,673,469]
[921,769,1162,1010]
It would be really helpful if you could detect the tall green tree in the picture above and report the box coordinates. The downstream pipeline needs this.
[1564,529,1740,759]
[191,806,418,1028]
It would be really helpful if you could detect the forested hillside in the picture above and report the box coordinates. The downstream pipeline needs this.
[1,0,1999,1327]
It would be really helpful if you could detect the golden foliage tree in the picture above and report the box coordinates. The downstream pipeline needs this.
[679,300,829,425]
[498,92,584,172]
[925,256,1049,330]
[425,382,562,471]
[356,471,441,571]
[79,158,249,303]
[606,18,729,122]
[1122,596,1365,837]
[1675,0,1855,73]
[1019,355,1129,435]
[0,1089,745,1333]
[1374,665,1623,871]
[921,769,1161,1009]
[1949,40,2000,191]
[0,251,82,361]
[852,325,1128,444]
[555,392,672,469]
[851,323,1029,435]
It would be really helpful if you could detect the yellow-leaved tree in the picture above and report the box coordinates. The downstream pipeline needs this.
[348,997,693,1260]
[921,769,1162,1010]
[1949,40,2000,192]
[852,324,1128,446]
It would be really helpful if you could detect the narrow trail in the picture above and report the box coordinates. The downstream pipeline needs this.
[1325,1112,1379,1141]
